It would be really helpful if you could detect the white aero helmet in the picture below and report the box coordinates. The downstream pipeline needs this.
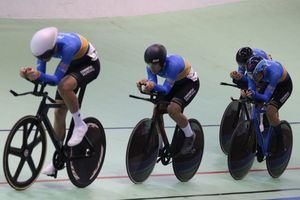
[30,27,58,58]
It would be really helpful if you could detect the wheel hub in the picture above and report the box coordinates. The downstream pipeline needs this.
[23,149,29,158]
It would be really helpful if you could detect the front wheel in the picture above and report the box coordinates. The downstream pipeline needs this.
[66,117,106,188]
[228,120,256,180]
[172,119,204,182]
[126,118,159,183]
[219,100,247,155]
[266,121,293,178]
[3,115,47,190]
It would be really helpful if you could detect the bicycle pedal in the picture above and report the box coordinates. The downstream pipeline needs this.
[47,170,58,178]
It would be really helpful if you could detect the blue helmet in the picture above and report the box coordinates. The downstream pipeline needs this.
[253,59,269,82]
[246,56,263,73]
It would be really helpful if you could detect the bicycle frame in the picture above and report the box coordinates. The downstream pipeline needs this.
[36,91,65,152]
[251,105,273,157]
[10,82,90,159]
[129,93,178,165]
[153,105,176,165]
[221,81,273,157]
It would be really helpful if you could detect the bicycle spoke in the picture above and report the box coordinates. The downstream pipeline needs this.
[22,124,28,146]
[27,156,36,174]
[22,123,36,147]
[8,147,22,157]
[13,158,26,181]
[28,135,42,149]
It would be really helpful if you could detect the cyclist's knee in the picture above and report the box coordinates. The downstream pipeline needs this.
[266,105,280,126]
[58,82,72,93]
[58,77,77,93]
[167,102,181,117]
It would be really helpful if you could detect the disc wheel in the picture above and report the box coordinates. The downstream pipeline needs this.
[66,117,106,188]
[126,118,159,183]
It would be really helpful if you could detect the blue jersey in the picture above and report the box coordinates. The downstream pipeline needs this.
[147,55,197,94]
[36,32,91,85]
[248,59,288,102]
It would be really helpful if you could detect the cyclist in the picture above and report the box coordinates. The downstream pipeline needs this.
[244,56,293,161]
[20,27,100,175]
[137,44,199,155]
[230,47,271,89]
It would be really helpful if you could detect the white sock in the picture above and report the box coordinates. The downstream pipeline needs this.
[72,110,85,127]
[181,123,194,137]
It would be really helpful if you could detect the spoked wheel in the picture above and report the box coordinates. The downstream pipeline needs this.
[267,120,293,178]
[126,118,159,183]
[228,120,256,180]
[3,115,47,190]
[66,117,106,188]
[219,100,248,155]
[172,119,204,182]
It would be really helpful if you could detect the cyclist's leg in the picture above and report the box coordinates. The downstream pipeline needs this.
[267,76,292,147]
[53,99,68,141]
[66,57,100,146]
[167,78,199,127]
[267,76,293,127]
[167,78,200,154]
[58,76,79,113]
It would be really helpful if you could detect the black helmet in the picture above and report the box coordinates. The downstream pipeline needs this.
[236,47,253,67]
[246,56,263,73]
[144,44,167,66]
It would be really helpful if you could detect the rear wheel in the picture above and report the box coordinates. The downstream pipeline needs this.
[228,120,256,180]
[3,116,47,190]
[66,117,106,188]
[126,118,159,183]
[267,121,293,178]
[172,119,204,182]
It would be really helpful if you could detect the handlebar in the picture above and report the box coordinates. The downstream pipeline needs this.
[220,82,240,88]
[221,82,266,108]
[129,91,159,104]
[233,97,255,104]
[231,96,267,114]
[10,81,56,103]
[129,91,171,106]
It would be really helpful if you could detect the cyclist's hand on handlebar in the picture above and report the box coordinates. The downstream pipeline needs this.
[246,89,254,98]
[144,81,155,92]
[136,78,147,91]
[25,67,41,81]
[240,89,247,97]
[240,89,254,98]
[230,71,242,80]
[20,67,28,78]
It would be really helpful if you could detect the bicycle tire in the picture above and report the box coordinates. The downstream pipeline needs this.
[228,120,256,180]
[172,119,204,182]
[3,115,47,190]
[66,117,106,188]
[126,118,159,183]
[266,120,293,178]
